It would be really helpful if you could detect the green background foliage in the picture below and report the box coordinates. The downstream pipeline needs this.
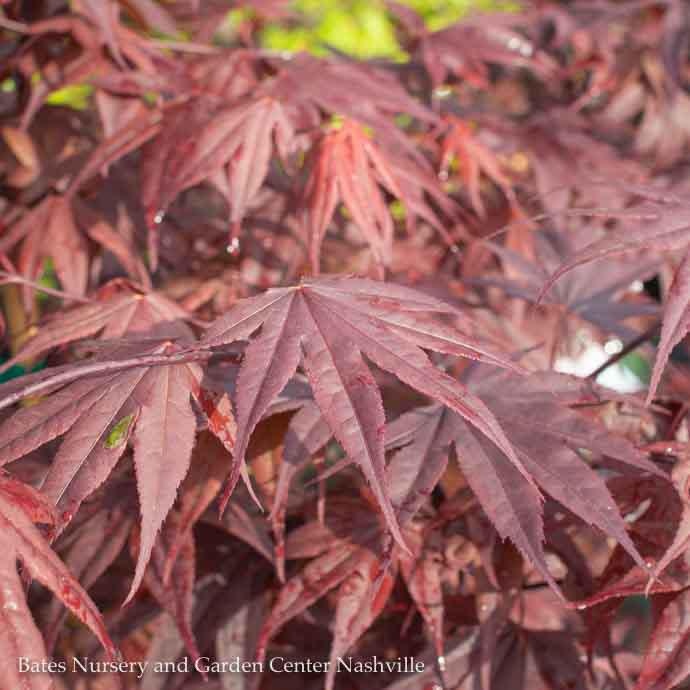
[260,0,517,58]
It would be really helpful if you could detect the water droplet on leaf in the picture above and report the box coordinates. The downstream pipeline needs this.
[227,237,241,255]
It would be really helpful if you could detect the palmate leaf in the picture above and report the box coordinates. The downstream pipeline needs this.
[43,498,135,654]
[644,453,690,592]
[140,95,292,264]
[6,195,89,301]
[398,9,557,88]
[386,370,660,596]
[0,341,203,603]
[538,186,690,401]
[257,432,447,690]
[0,475,116,690]
[303,120,401,273]
[160,431,231,584]
[198,276,527,550]
[634,587,690,690]
[255,534,362,666]
[265,395,331,581]
[0,279,192,376]
[138,507,202,670]
[127,355,197,603]
[303,119,461,273]
[576,538,690,690]
[566,474,686,635]
[3,196,155,303]
[272,52,437,153]
[324,552,397,690]
[210,98,294,243]
[515,110,646,217]
[481,229,659,343]
[439,116,516,219]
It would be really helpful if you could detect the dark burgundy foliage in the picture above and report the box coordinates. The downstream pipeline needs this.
[4,1,690,689]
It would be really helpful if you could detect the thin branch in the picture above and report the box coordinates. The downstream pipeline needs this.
[0,272,93,303]
[587,322,660,381]
[146,38,221,55]
[0,15,29,33]
[0,349,212,412]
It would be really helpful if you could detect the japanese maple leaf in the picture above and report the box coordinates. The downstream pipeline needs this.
[602,58,690,171]
[257,516,397,690]
[42,493,135,654]
[388,1,554,86]
[167,428,275,568]
[490,622,598,690]
[303,116,463,273]
[257,431,448,690]
[0,474,116,690]
[189,372,326,581]
[573,543,690,690]
[267,372,447,581]
[598,8,690,169]
[627,452,690,598]
[6,195,89,299]
[269,397,331,581]
[140,95,293,265]
[0,278,193,376]
[2,191,155,303]
[0,340,209,603]
[272,55,461,246]
[479,228,659,343]
[271,52,437,157]
[197,276,527,550]
[562,474,686,664]
[133,507,203,669]
[633,586,690,690]
[439,116,517,219]
[302,120,403,273]
[508,110,645,217]
[538,185,690,401]
[76,0,179,52]
[386,369,660,596]
[391,8,557,89]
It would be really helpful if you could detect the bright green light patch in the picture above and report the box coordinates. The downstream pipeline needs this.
[46,83,94,110]
[104,414,136,449]
[621,352,651,384]
[260,0,517,59]
[262,0,406,60]
[36,258,58,305]
[390,200,407,221]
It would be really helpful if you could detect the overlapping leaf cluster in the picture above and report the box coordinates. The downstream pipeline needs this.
[3,1,690,689]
